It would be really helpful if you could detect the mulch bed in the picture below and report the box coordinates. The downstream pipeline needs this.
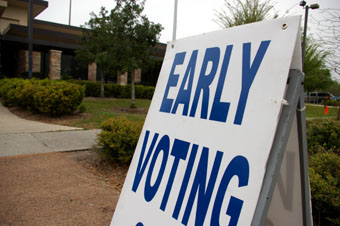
[0,150,129,226]
[7,106,91,127]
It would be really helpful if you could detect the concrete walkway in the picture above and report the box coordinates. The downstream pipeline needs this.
[0,103,100,157]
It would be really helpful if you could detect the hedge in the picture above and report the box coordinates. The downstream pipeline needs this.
[307,119,340,154]
[0,78,85,116]
[325,99,340,107]
[307,119,340,225]
[309,150,340,225]
[98,117,144,164]
[69,80,155,99]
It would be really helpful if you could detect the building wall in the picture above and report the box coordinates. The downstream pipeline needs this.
[0,6,27,33]
[48,50,62,80]
[16,50,41,76]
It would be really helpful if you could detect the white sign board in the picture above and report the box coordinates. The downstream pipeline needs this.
[111,16,301,226]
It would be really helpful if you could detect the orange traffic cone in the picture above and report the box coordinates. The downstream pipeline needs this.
[324,106,329,115]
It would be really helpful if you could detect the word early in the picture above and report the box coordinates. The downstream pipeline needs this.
[160,41,271,125]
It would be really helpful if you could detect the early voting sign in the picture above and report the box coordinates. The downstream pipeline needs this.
[111,16,307,226]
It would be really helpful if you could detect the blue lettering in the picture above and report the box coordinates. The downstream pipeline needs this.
[171,50,198,116]
[234,41,271,125]
[182,148,223,226]
[189,47,220,119]
[172,144,199,220]
[209,45,233,122]
[160,52,186,113]
[211,156,250,226]
[226,196,244,226]
[160,139,190,211]
[144,135,170,202]
[132,131,159,192]
[132,131,250,225]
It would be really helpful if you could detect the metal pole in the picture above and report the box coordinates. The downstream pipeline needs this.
[297,84,313,226]
[251,70,304,226]
[69,0,72,26]
[301,5,309,72]
[172,0,178,41]
[28,0,33,79]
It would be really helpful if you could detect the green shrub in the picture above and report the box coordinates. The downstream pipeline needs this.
[98,117,143,164]
[134,85,155,99]
[83,81,101,97]
[142,86,155,99]
[33,82,85,115]
[118,85,131,98]
[69,80,101,97]
[0,78,27,106]
[0,78,20,98]
[309,151,340,225]
[134,85,145,98]
[307,119,340,154]
[325,99,340,106]
[68,80,154,99]
[104,84,123,98]
[0,78,85,116]
[12,80,36,108]
[78,104,86,113]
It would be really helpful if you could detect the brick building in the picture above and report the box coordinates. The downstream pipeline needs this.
[0,0,166,85]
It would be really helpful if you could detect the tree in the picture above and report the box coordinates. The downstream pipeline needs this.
[76,0,163,104]
[108,0,163,107]
[214,0,276,28]
[76,8,114,97]
[303,37,333,93]
[328,80,340,96]
[311,9,340,79]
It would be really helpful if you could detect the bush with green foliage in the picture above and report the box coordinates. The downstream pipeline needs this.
[78,104,86,113]
[0,78,28,106]
[0,78,85,115]
[69,80,101,97]
[307,119,340,154]
[33,82,84,115]
[307,119,340,225]
[309,150,340,226]
[98,117,143,164]
[104,84,130,98]
[135,85,155,99]
[325,99,340,107]
[68,80,154,99]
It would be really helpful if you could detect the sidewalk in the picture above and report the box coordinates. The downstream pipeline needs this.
[0,103,100,157]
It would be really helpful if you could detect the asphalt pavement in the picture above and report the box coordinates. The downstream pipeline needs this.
[0,103,100,157]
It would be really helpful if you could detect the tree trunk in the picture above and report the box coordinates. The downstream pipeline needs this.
[130,69,136,108]
[337,104,340,121]
[100,69,104,98]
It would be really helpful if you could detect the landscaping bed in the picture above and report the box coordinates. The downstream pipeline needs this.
[0,150,128,226]
[6,97,150,129]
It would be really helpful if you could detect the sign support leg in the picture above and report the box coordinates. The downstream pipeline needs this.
[297,84,313,226]
[251,69,304,226]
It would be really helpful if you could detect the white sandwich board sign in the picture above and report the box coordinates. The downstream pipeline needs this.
[111,16,312,226]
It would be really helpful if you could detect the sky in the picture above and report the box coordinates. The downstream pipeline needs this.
[36,0,340,79]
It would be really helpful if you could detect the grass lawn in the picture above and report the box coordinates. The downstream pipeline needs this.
[306,104,339,119]
[72,100,338,129]
[71,98,151,129]
[13,98,335,129]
